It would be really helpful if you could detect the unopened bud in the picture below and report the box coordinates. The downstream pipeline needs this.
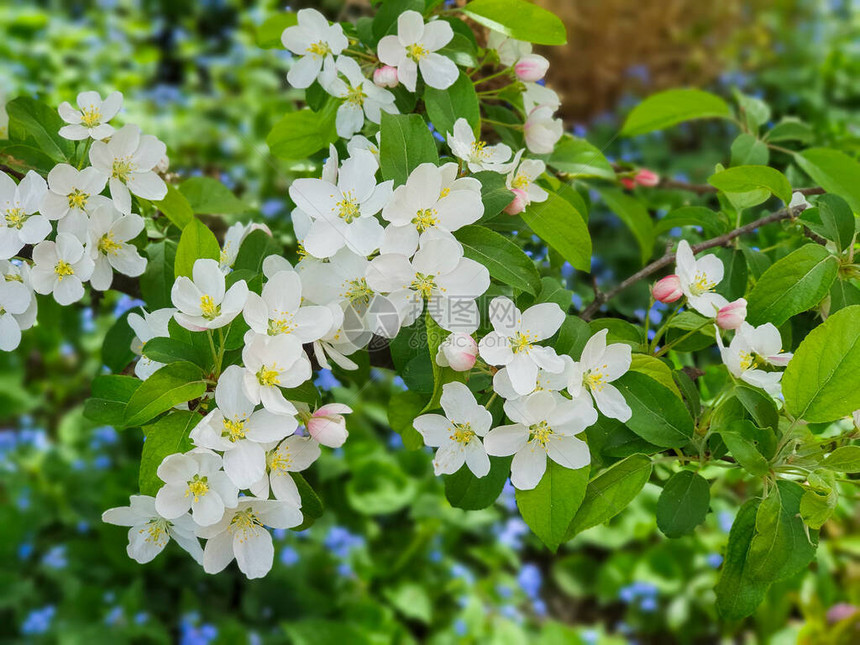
[307,403,352,448]
[373,65,399,88]
[514,54,549,82]
[635,169,660,187]
[652,275,683,303]
[436,332,478,372]
[716,298,747,330]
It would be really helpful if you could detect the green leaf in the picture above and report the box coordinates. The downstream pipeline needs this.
[628,354,682,398]
[152,183,194,229]
[420,311,465,413]
[730,133,769,166]
[379,112,438,186]
[460,0,567,45]
[816,194,856,253]
[142,337,207,366]
[612,372,694,448]
[174,218,221,280]
[474,171,514,221]
[795,147,860,213]
[139,411,200,496]
[653,206,729,238]
[0,140,58,174]
[712,247,748,301]
[720,420,770,477]
[715,499,769,620]
[734,385,779,434]
[548,136,615,180]
[656,470,710,538]
[267,105,338,161]
[102,312,137,374]
[597,188,654,264]
[84,375,142,426]
[140,240,177,310]
[6,97,74,162]
[830,279,860,313]
[765,118,813,144]
[445,455,512,510]
[620,89,731,137]
[455,225,541,296]
[565,454,652,538]
[372,0,424,42]
[290,472,324,530]
[232,229,281,274]
[256,12,297,48]
[179,177,249,216]
[388,390,426,450]
[521,192,591,272]
[383,582,433,624]
[708,165,792,204]
[424,71,479,137]
[516,461,589,552]
[822,445,860,473]
[783,305,860,423]
[123,362,207,428]
[746,244,839,327]
[438,32,479,67]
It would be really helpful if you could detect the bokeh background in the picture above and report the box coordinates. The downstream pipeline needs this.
[3,0,860,643]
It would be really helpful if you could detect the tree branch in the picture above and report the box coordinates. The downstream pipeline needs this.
[580,203,809,321]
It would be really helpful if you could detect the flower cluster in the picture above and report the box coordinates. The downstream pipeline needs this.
[1,91,166,350]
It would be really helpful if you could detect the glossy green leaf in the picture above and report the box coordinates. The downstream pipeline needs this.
[715,499,769,620]
[822,445,860,473]
[445,455,512,510]
[548,136,615,180]
[612,372,694,448]
[256,12,297,48]
[455,225,541,296]
[152,184,194,229]
[460,0,567,45]
[424,72,479,136]
[621,89,731,137]
[521,192,591,272]
[379,111,438,186]
[597,188,655,264]
[139,411,200,496]
[656,470,710,538]
[174,218,221,280]
[795,147,860,213]
[179,176,249,215]
[123,362,207,428]
[516,461,589,552]
[267,105,338,161]
[708,165,792,204]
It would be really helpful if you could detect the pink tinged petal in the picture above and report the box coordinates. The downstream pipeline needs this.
[233,526,274,579]
[484,424,529,457]
[413,414,450,447]
[202,531,235,574]
[511,443,547,490]
[418,53,459,90]
[592,383,632,422]
[154,484,191,519]
[433,442,467,475]
[546,435,590,470]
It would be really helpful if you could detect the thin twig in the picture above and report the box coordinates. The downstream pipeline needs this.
[580,203,809,320]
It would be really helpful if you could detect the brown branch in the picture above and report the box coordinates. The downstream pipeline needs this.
[580,203,809,321]
[0,164,26,180]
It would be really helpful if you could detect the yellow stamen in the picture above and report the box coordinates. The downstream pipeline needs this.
[406,43,428,62]
[471,140,488,159]
[230,509,263,543]
[529,420,553,446]
[448,422,475,445]
[689,271,715,296]
[510,331,534,354]
[511,173,530,190]
[222,417,247,442]
[4,208,26,229]
[257,365,280,387]
[200,295,220,320]
[439,187,451,198]
[185,475,209,502]
[412,208,438,233]
[343,277,374,306]
[306,41,331,57]
[68,188,89,211]
[268,314,297,335]
[584,364,609,392]
[138,519,169,545]
[410,272,436,299]
[80,105,102,129]
[345,84,366,107]
[336,191,361,223]
[112,157,135,181]
[269,448,293,473]
[54,260,75,280]
[98,232,122,255]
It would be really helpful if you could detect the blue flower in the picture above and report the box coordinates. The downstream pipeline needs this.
[21,605,56,635]
[707,553,724,569]
[518,563,543,599]
[42,545,68,569]
[314,369,341,391]
[280,546,299,566]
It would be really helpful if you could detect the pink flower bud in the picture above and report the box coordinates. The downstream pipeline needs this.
[307,403,352,448]
[620,177,635,190]
[514,54,549,82]
[716,298,747,330]
[504,189,529,215]
[436,332,478,372]
[373,65,399,88]
[652,275,683,303]
[635,169,660,187]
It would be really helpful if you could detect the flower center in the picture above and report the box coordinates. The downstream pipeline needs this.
[739,351,764,371]
[4,207,26,229]
[529,420,553,446]
[200,295,220,320]
[268,313,297,335]
[439,187,450,198]
[410,272,436,299]
[511,172,530,190]
[689,271,715,297]
[68,188,89,211]
[230,509,263,539]
[510,331,534,354]
[406,43,428,62]
[257,365,280,387]
[185,475,209,502]
[54,260,75,280]
[98,232,122,255]
[471,140,489,159]
[140,518,170,545]
[448,422,475,445]
[112,157,135,182]
[306,41,331,57]
[222,417,247,442]
[80,106,102,129]
[412,208,438,233]
[584,365,608,392]
[336,191,361,223]
[345,84,366,107]
[297,242,308,260]
[343,277,374,305]
[269,448,293,473]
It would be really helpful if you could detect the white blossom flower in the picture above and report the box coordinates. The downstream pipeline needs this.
[281,8,348,89]
[718,322,792,398]
[436,331,478,372]
[30,233,94,305]
[487,31,531,67]
[128,307,175,380]
[414,382,493,477]
[493,354,573,400]
[347,133,380,163]
[380,162,483,256]
[102,494,203,564]
[324,56,397,139]
[0,170,49,259]
[367,235,490,334]
[567,329,632,422]
[241,334,313,416]
[41,164,109,229]
[310,301,363,371]
[447,118,514,173]
[289,149,392,258]
[478,297,566,396]
[154,449,239,527]
[191,366,297,489]
[243,269,333,345]
[0,261,37,332]
[506,155,548,206]
[86,202,146,290]
[89,124,168,215]
[484,391,595,490]
[307,403,353,448]
[58,91,123,141]
[0,274,32,351]
[674,240,728,317]
[171,258,249,331]
[220,221,271,273]
[377,10,458,92]
[250,435,321,504]
[197,498,302,579]
[524,106,563,154]
[522,82,561,113]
